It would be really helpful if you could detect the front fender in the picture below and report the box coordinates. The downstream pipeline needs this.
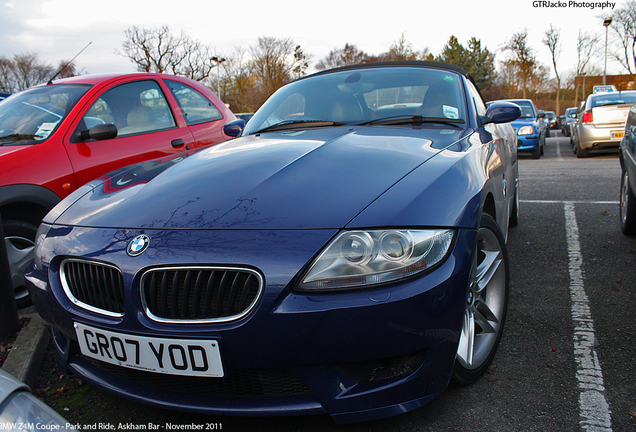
[347,143,489,230]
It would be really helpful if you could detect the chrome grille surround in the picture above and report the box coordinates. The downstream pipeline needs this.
[60,258,125,317]
[140,266,264,324]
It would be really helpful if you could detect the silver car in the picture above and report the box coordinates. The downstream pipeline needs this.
[0,370,74,431]
[572,90,636,158]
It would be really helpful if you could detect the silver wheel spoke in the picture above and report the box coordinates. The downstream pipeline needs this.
[475,249,502,294]
[473,298,498,333]
[5,236,35,295]
[456,224,507,370]
[458,308,476,366]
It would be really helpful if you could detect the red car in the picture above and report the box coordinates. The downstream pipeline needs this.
[0,73,236,306]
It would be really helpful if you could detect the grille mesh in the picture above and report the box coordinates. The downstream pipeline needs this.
[141,267,262,321]
[62,260,125,315]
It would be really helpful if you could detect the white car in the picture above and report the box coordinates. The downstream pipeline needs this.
[572,91,636,158]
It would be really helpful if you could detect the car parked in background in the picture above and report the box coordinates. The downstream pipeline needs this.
[571,90,636,158]
[492,99,545,159]
[0,73,235,307]
[0,370,73,430]
[26,61,521,424]
[560,107,577,137]
[545,110,558,131]
[620,100,636,234]
[234,113,254,121]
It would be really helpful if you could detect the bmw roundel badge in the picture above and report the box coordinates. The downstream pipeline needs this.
[127,235,150,257]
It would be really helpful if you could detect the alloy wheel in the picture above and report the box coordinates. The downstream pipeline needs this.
[455,217,508,376]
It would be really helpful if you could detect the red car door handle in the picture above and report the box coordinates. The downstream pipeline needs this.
[171,139,185,148]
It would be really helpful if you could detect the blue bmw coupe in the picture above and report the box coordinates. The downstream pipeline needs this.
[26,61,521,423]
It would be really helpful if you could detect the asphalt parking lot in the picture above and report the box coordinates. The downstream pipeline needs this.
[20,131,636,431]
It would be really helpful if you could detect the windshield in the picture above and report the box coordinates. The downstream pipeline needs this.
[510,101,536,118]
[589,92,636,108]
[0,84,91,145]
[244,67,467,135]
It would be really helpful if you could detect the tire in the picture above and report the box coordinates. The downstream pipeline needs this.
[451,214,509,386]
[531,145,540,159]
[620,168,636,235]
[576,142,589,158]
[3,219,37,308]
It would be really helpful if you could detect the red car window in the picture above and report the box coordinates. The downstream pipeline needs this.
[165,80,223,125]
[74,80,177,139]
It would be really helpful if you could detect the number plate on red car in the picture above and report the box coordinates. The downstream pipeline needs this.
[74,323,224,377]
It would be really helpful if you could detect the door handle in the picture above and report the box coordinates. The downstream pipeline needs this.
[171,139,185,148]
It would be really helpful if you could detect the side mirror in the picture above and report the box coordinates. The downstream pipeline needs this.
[75,124,118,142]
[483,102,521,125]
[537,110,546,119]
[223,119,247,138]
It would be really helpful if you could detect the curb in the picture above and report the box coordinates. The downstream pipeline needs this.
[1,311,51,388]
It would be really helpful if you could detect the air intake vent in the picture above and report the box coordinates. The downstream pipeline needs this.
[141,267,263,323]
[61,259,125,317]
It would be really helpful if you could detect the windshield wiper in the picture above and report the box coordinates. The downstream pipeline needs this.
[357,115,465,128]
[251,119,346,135]
[0,134,41,143]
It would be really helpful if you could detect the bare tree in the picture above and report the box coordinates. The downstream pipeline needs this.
[385,33,419,60]
[8,54,54,91]
[316,43,369,70]
[502,29,537,99]
[0,58,14,93]
[543,24,562,115]
[608,1,636,80]
[249,36,310,101]
[221,49,261,113]
[378,33,429,61]
[575,29,601,104]
[118,26,215,81]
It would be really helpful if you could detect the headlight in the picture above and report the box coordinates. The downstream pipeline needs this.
[33,223,51,271]
[298,229,454,291]
[517,125,534,135]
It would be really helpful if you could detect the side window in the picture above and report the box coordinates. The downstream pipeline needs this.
[74,80,176,140]
[467,81,487,117]
[166,80,223,125]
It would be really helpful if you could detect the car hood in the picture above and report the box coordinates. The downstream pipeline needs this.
[0,144,31,155]
[510,117,538,127]
[51,127,464,230]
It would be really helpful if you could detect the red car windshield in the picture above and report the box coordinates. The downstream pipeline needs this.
[0,84,91,145]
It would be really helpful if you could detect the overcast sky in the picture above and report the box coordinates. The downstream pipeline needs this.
[0,0,625,81]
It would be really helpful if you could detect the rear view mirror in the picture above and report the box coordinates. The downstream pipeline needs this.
[483,102,522,125]
[223,119,247,138]
[75,124,118,142]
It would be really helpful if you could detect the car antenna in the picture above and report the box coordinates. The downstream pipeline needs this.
[47,41,92,85]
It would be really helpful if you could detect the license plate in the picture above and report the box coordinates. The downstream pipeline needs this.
[611,131,624,139]
[74,323,224,377]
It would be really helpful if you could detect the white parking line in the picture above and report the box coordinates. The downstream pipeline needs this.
[521,200,619,205]
[564,202,612,431]
[556,140,563,161]
[515,199,614,430]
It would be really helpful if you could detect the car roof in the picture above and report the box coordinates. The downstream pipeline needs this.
[39,72,193,87]
[302,61,471,80]
[498,99,534,103]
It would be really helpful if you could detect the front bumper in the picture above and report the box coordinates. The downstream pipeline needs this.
[26,226,475,423]
[516,134,540,152]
